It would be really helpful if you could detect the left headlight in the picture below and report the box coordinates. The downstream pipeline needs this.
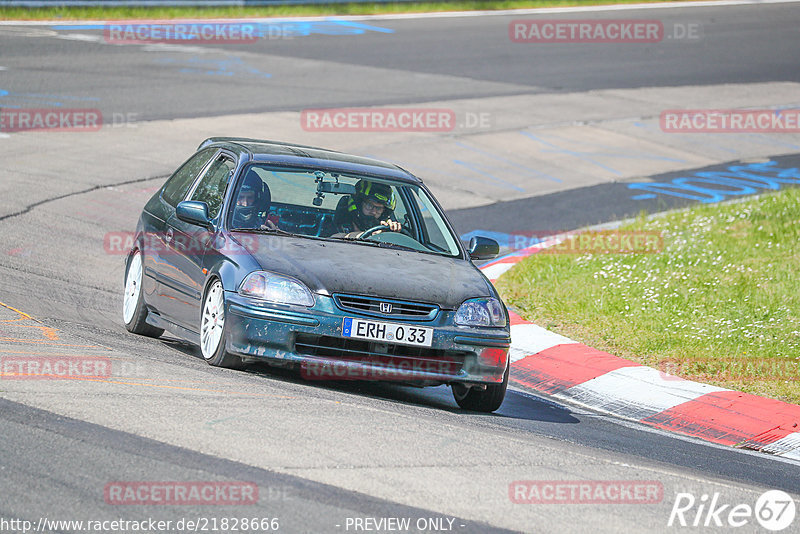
[454,297,506,327]
[238,271,315,307]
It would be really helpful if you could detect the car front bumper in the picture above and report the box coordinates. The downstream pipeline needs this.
[224,292,510,385]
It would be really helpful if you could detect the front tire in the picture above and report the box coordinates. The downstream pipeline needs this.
[123,249,164,338]
[452,363,509,413]
[200,280,245,370]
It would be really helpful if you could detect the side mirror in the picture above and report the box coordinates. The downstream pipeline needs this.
[468,236,499,260]
[176,201,212,228]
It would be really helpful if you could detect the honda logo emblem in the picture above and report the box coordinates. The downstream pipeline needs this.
[379,302,393,314]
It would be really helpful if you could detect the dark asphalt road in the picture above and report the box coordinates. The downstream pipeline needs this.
[0,3,798,119]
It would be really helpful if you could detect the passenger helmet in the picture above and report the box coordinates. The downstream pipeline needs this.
[232,170,270,228]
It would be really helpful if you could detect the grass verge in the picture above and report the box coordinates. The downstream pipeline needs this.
[0,0,701,21]
[495,186,800,404]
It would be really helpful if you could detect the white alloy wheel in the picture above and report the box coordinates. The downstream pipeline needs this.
[201,281,226,360]
[123,250,143,324]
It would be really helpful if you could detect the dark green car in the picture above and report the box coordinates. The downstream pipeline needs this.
[123,138,511,412]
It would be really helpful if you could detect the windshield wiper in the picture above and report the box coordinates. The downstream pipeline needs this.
[374,241,417,252]
[339,236,380,246]
[233,227,296,237]
[339,237,417,252]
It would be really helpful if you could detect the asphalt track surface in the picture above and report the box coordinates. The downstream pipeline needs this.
[0,3,798,119]
[1,3,800,533]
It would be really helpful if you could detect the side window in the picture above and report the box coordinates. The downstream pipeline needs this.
[161,148,216,207]
[190,155,236,219]
[408,187,460,256]
[392,189,410,229]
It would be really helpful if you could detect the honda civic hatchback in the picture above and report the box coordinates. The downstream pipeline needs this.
[123,138,510,412]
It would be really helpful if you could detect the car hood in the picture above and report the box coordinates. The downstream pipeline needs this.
[232,234,494,309]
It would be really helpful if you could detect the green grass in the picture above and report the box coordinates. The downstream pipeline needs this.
[496,187,800,404]
[0,0,702,20]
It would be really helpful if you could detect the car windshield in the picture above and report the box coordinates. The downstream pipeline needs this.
[228,165,462,257]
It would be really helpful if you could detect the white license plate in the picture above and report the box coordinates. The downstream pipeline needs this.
[342,317,433,347]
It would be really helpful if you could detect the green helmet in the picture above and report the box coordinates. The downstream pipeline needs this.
[354,180,396,211]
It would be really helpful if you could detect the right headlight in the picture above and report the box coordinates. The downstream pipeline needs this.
[238,271,315,307]
[454,297,506,327]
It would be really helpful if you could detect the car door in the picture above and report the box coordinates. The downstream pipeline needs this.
[147,147,218,321]
[160,152,237,330]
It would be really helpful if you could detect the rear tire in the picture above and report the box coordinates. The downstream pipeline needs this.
[123,250,164,338]
[452,363,509,413]
[200,280,245,370]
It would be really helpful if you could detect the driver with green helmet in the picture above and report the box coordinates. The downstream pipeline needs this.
[333,180,401,236]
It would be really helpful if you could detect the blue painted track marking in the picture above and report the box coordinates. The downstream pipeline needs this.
[460,229,544,251]
[539,130,685,164]
[455,140,560,184]
[0,89,99,108]
[521,130,622,175]
[628,160,800,203]
[50,19,394,37]
[451,159,526,193]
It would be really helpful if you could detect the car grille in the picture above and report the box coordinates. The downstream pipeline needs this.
[294,334,466,376]
[333,294,438,320]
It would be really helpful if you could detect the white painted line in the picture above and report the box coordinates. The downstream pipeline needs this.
[780,449,800,461]
[1,0,798,26]
[563,365,729,420]
[509,323,577,363]
[0,66,6,70]
[55,33,102,42]
[480,262,514,281]
[762,432,800,458]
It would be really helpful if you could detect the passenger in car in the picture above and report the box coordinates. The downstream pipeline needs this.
[231,170,279,230]
[333,180,402,236]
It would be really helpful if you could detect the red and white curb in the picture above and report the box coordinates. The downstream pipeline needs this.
[480,237,800,461]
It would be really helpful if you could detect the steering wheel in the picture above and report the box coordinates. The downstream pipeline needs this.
[358,225,388,239]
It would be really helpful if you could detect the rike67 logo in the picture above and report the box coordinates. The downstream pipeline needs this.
[668,490,796,531]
